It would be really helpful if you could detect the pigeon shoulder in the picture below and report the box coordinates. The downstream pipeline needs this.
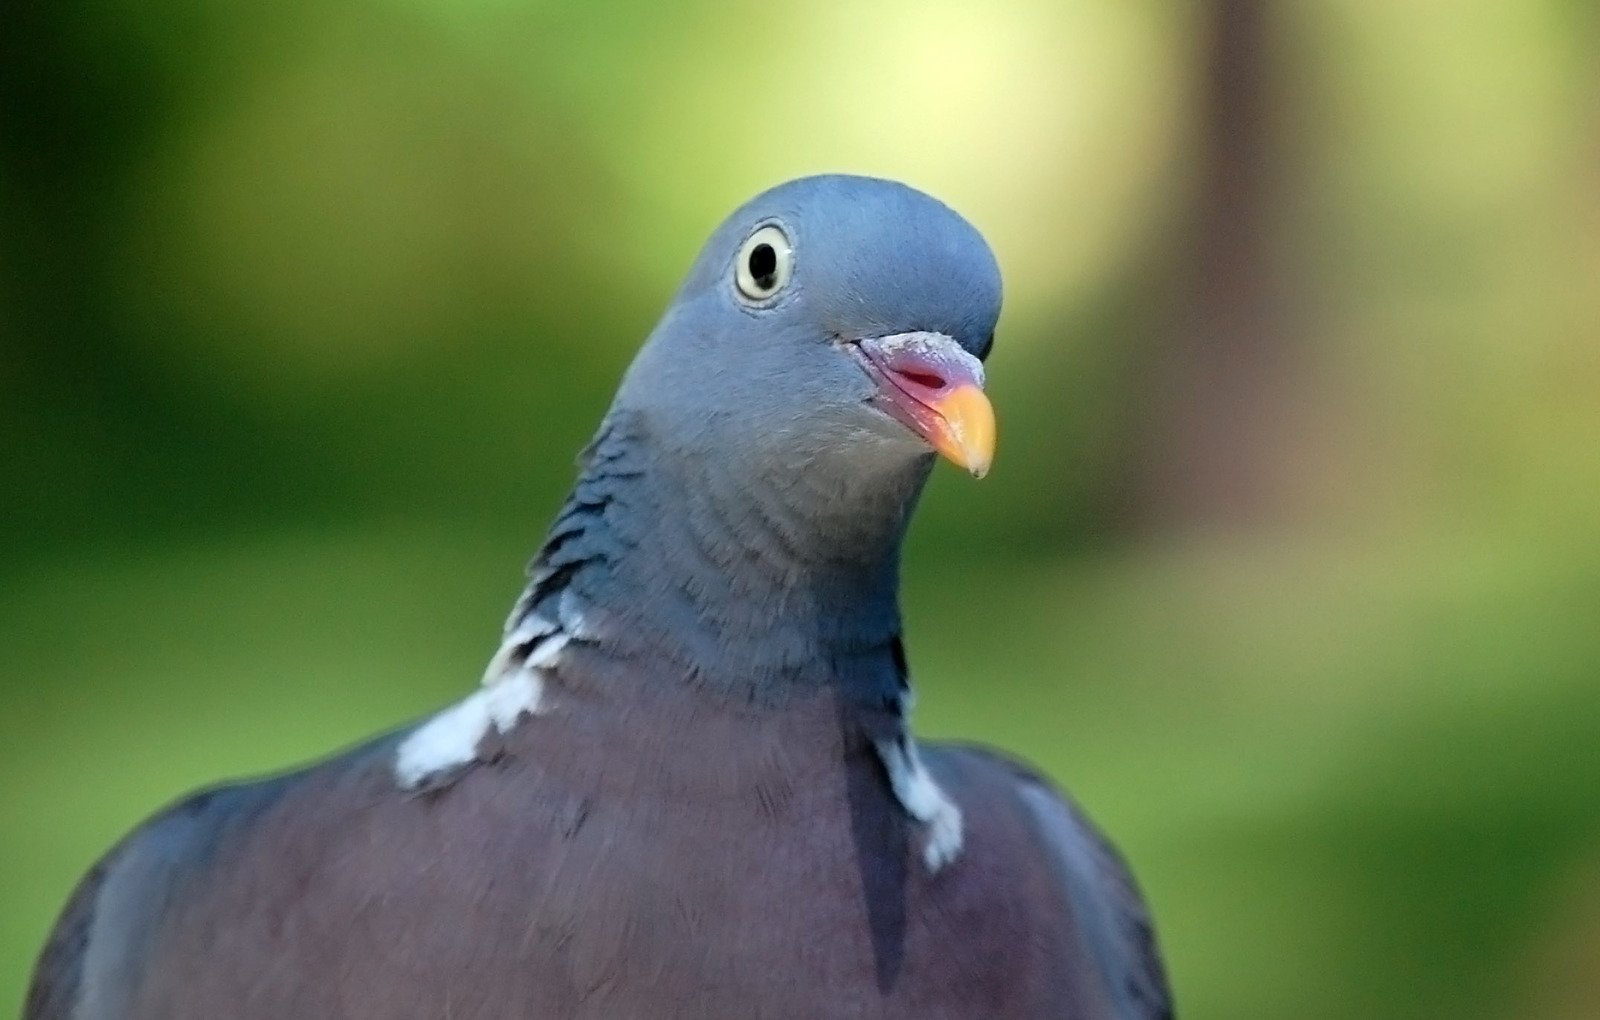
[23,729,401,1020]
[923,741,1174,1020]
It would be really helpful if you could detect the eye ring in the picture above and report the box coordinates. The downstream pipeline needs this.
[734,224,794,304]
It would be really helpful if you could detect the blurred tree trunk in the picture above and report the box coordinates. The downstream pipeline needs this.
[1129,0,1300,530]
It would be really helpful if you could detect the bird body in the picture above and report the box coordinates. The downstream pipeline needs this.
[29,175,1170,1019]
[35,685,1147,1017]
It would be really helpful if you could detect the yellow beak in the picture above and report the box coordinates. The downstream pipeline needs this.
[925,383,996,478]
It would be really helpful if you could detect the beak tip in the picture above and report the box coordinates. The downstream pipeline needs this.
[929,383,996,480]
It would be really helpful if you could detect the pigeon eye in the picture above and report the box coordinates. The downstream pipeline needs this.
[734,224,793,303]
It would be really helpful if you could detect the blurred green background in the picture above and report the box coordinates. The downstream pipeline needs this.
[4,1,1599,1016]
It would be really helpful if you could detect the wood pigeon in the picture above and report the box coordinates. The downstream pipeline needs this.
[27,175,1171,1018]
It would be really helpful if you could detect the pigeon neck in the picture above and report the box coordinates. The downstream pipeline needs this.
[516,412,926,707]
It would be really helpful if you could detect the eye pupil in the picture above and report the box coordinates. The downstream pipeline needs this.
[747,243,778,291]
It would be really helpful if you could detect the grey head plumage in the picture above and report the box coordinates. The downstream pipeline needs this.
[495,174,1002,707]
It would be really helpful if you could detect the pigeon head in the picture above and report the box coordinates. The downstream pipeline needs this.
[520,176,1003,700]
[614,175,1001,483]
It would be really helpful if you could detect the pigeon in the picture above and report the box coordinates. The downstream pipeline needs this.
[27,174,1171,1019]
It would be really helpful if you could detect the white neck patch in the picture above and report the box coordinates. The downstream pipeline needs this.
[392,615,569,789]
[876,735,965,873]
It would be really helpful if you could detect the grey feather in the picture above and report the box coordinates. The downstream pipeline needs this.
[933,745,1173,1019]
